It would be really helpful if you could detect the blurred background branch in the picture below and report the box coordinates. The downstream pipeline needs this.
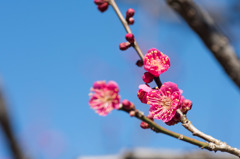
[166,0,240,88]
[0,85,26,159]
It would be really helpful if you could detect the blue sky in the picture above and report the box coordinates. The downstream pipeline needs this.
[0,0,240,159]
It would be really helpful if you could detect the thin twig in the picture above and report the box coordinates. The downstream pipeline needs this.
[109,0,164,88]
[120,107,240,157]
[166,0,240,89]
[108,0,145,61]
[120,107,211,150]
[177,109,240,157]
[0,86,26,159]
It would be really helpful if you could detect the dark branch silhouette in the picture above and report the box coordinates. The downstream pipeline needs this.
[166,0,240,88]
[0,86,26,159]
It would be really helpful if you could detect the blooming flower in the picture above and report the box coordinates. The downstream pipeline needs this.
[144,48,170,77]
[89,81,120,116]
[147,82,183,122]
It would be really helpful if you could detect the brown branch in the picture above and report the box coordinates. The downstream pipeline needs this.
[119,107,211,151]
[0,87,26,159]
[120,107,240,157]
[176,110,240,157]
[119,106,240,157]
[166,0,240,88]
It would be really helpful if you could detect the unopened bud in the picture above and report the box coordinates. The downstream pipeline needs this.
[119,42,131,50]
[129,110,136,117]
[140,114,154,129]
[146,114,154,120]
[136,60,143,67]
[122,99,135,110]
[126,8,135,18]
[142,72,154,83]
[94,0,105,5]
[128,17,134,25]
[125,33,135,43]
[181,99,192,114]
[97,2,108,12]
[140,122,149,129]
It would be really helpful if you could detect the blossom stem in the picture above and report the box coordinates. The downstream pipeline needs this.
[153,76,162,88]
[108,0,145,61]
[177,109,240,157]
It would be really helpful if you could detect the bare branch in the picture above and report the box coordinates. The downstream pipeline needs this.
[166,0,240,88]
[177,110,240,157]
[120,107,211,151]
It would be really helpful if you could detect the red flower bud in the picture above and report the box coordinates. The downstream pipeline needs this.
[122,99,135,110]
[126,8,135,18]
[119,42,131,51]
[140,122,149,129]
[140,114,154,129]
[125,33,135,43]
[181,99,192,114]
[129,110,136,117]
[97,2,108,12]
[142,72,154,83]
[128,17,134,25]
[94,0,105,5]
[136,60,143,67]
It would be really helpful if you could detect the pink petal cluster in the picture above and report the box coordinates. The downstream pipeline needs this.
[137,84,152,104]
[144,48,170,77]
[137,82,192,125]
[89,81,120,116]
[147,82,182,122]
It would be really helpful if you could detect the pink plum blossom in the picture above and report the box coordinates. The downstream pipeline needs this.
[89,81,120,116]
[147,82,183,122]
[144,48,170,77]
[137,84,152,104]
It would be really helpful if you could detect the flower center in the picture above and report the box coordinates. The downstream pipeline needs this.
[99,90,115,106]
[151,60,162,71]
[160,96,172,109]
